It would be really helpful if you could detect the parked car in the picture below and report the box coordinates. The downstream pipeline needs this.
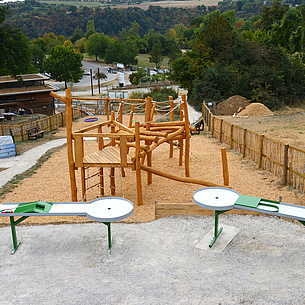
[83,70,90,75]
[130,66,136,71]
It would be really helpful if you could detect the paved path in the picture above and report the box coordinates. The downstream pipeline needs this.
[0,138,66,189]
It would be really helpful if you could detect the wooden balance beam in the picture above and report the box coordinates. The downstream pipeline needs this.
[0,197,133,255]
[193,187,305,248]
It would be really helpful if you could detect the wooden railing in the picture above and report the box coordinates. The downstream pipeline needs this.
[202,102,305,193]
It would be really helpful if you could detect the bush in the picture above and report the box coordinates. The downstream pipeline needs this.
[143,87,178,102]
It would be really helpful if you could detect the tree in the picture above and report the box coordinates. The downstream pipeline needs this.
[85,33,110,61]
[71,26,84,43]
[0,6,35,76]
[85,20,95,39]
[149,40,163,68]
[104,39,138,66]
[44,45,83,89]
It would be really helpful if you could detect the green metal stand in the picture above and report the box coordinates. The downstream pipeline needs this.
[209,210,227,248]
[10,216,29,254]
[102,222,112,255]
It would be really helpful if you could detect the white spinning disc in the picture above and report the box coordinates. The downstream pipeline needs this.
[193,187,240,211]
[87,197,134,222]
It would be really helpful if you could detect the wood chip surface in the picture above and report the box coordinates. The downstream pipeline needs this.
[1,114,304,226]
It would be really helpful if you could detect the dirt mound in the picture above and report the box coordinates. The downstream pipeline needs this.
[216,95,250,115]
[237,103,274,117]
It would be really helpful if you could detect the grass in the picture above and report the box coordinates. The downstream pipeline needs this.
[136,54,170,69]
[38,0,110,7]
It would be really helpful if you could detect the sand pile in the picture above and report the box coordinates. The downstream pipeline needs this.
[216,95,250,115]
[236,103,274,117]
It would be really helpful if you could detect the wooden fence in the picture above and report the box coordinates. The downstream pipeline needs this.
[202,103,305,193]
[0,106,81,143]
[0,96,170,143]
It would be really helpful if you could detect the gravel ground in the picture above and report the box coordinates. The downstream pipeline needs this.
[1,214,305,304]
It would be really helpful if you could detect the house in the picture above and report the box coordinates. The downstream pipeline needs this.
[0,74,60,115]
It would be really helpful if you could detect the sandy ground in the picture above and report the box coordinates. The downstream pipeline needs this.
[1,113,305,226]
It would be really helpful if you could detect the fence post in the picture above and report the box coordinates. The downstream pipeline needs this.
[229,124,233,149]
[219,119,223,142]
[1,125,4,136]
[21,124,24,142]
[211,116,214,137]
[242,128,247,157]
[258,134,264,169]
[283,144,289,185]
[49,116,53,132]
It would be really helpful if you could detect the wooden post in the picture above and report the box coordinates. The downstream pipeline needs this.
[90,68,93,96]
[119,97,123,124]
[135,122,143,206]
[98,67,101,94]
[21,124,24,142]
[211,116,214,137]
[258,134,264,169]
[49,116,53,132]
[128,104,135,128]
[242,128,247,158]
[65,89,78,201]
[110,167,115,195]
[111,111,116,146]
[169,96,174,158]
[283,144,289,185]
[106,97,110,122]
[145,97,152,123]
[221,147,229,186]
[99,167,104,196]
[179,110,183,166]
[81,167,86,201]
[98,125,104,150]
[146,122,152,185]
[1,125,4,136]
[219,119,223,142]
[182,94,190,177]
[229,124,233,149]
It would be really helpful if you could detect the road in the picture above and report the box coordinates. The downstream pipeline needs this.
[48,60,121,94]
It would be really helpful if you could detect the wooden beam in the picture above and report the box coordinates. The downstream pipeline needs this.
[65,89,78,202]
[135,122,143,206]
[140,164,229,188]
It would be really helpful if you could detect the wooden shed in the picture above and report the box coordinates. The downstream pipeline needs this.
[0,74,60,116]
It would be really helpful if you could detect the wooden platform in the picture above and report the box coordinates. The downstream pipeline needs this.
[83,146,134,167]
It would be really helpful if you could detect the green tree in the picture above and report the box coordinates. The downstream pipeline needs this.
[0,6,35,76]
[44,45,83,89]
[85,20,95,39]
[105,39,138,66]
[149,40,163,68]
[85,33,110,61]
[71,26,84,43]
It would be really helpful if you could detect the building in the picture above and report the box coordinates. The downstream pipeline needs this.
[0,74,60,115]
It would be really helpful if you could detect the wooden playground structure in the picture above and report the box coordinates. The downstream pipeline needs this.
[50,89,229,206]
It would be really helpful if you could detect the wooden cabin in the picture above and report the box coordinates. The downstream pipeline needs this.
[0,74,60,115]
